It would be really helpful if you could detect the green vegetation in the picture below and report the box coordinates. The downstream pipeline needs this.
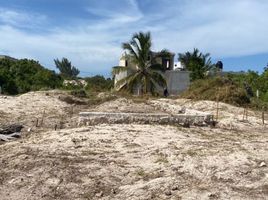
[0,57,113,96]
[181,72,268,109]
[226,70,268,101]
[85,75,113,92]
[67,75,113,99]
[178,48,214,81]
[112,31,166,94]
[54,57,80,79]
[181,77,250,106]
[226,70,268,109]
[0,58,62,95]
[178,48,268,109]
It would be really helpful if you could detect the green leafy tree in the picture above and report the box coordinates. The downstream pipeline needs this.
[112,31,166,94]
[54,58,80,79]
[178,48,214,81]
[0,58,62,94]
[85,75,113,92]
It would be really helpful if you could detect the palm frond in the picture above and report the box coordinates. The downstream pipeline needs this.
[116,31,167,95]
[149,79,157,94]
[150,71,167,88]
[126,72,143,92]
[115,72,136,90]
[159,49,172,57]
[122,43,139,61]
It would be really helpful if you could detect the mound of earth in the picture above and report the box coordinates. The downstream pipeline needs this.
[0,91,267,200]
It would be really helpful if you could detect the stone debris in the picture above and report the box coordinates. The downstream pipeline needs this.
[0,124,23,141]
[79,112,213,126]
[259,161,266,167]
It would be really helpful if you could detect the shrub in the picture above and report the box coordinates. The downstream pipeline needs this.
[85,75,113,92]
[0,58,62,95]
[70,89,87,98]
[181,77,250,106]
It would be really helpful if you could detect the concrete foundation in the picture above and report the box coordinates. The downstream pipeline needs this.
[79,112,213,126]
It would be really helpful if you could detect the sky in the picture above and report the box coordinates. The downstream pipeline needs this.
[0,0,268,77]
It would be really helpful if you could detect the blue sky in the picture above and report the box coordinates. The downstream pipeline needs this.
[0,0,268,77]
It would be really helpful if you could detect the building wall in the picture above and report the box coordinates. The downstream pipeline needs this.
[164,71,190,95]
[114,58,128,90]
[152,53,175,70]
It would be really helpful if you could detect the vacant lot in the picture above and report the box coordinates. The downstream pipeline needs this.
[0,91,267,200]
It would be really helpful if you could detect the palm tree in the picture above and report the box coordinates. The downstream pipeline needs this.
[178,48,214,81]
[54,58,80,79]
[112,32,166,94]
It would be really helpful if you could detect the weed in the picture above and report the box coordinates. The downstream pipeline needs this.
[155,153,169,164]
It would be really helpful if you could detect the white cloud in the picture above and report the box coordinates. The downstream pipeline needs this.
[153,0,268,58]
[0,25,122,75]
[0,8,47,29]
[86,0,143,24]
[0,0,268,76]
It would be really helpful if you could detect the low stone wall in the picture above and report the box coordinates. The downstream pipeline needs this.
[78,112,213,126]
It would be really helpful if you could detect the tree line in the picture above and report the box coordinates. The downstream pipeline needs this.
[0,57,112,95]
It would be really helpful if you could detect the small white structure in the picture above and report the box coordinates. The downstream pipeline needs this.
[174,62,185,71]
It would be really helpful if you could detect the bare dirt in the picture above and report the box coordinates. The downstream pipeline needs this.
[0,91,267,200]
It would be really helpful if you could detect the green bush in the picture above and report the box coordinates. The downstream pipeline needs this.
[70,89,87,98]
[85,75,113,92]
[0,58,62,95]
[181,77,250,106]
[226,70,268,103]
[181,73,268,110]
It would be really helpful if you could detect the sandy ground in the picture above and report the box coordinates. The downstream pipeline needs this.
[0,91,267,200]
[0,90,89,131]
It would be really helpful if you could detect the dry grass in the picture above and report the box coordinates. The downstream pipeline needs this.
[181,77,250,106]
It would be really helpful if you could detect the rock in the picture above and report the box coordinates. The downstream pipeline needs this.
[96,191,103,197]
[178,107,186,114]
[72,138,78,144]
[208,193,218,199]
[182,121,190,128]
[165,190,172,196]
[171,185,179,191]
[259,161,266,167]
[0,124,23,135]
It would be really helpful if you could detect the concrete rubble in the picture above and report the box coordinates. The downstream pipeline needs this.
[79,111,214,126]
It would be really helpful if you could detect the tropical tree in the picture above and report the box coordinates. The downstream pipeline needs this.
[85,75,113,92]
[54,58,80,79]
[112,31,166,94]
[178,48,214,81]
[0,58,62,94]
